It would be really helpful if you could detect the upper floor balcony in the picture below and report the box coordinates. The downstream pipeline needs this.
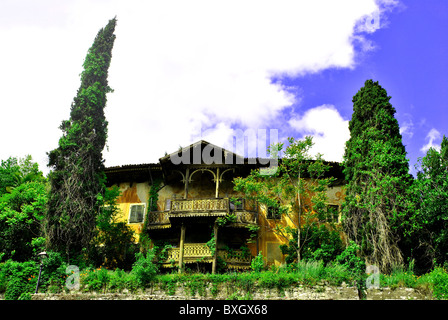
[146,197,258,229]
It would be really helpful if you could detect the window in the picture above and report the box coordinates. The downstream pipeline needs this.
[267,204,281,220]
[129,204,145,223]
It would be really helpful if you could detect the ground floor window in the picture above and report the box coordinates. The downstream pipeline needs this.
[129,203,145,223]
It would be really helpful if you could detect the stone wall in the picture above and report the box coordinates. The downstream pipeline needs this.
[30,284,432,300]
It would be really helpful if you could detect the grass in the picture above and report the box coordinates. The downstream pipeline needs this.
[3,258,448,299]
[59,261,442,294]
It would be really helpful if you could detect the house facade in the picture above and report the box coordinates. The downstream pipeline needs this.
[104,140,346,273]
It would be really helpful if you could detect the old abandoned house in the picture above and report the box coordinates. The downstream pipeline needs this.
[104,140,345,273]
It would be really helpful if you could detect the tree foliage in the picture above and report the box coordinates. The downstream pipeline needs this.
[234,136,341,264]
[0,156,47,261]
[45,18,117,260]
[93,185,136,270]
[342,79,412,273]
[409,135,448,270]
[0,156,45,196]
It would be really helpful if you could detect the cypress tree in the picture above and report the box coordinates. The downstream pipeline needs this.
[45,18,117,261]
[342,79,411,273]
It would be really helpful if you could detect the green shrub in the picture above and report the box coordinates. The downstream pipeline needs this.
[236,272,256,294]
[5,277,29,300]
[280,224,344,265]
[109,268,127,292]
[323,262,351,286]
[132,249,159,288]
[295,260,325,285]
[184,274,208,297]
[40,251,67,291]
[336,242,367,298]
[379,266,420,289]
[428,267,448,299]
[258,271,277,289]
[251,252,265,272]
[0,260,38,300]
[158,273,178,295]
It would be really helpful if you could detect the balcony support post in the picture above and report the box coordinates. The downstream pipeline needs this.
[184,168,190,199]
[215,168,220,198]
[178,224,186,273]
[211,223,218,274]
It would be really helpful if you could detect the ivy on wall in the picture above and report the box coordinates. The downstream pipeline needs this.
[140,179,163,253]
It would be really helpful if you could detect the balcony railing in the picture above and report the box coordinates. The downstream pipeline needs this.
[146,197,258,227]
[161,243,252,269]
[146,211,170,227]
[171,198,229,214]
[164,243,213,264]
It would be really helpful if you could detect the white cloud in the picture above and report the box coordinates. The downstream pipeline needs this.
[288,105,350,162]
[399,113,414,139]
[0,0,392,173]
[420,128,442,153]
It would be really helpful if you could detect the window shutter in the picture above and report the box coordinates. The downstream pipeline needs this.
[130,204,144,223]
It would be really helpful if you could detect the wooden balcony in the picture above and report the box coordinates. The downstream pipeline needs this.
[163,243,213,265]
[161,243,252,269]
[146,198,258,228]
[170,198,229,217]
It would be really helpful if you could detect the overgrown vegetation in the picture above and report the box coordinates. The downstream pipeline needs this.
[342,80,411,273]
[45,17,117,261]
[0,17,448,301]
[405,135,448,272]
[2,252,446,300]
[234,136,342,264]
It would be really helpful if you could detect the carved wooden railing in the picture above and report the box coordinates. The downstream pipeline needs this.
[147,197,258,227]
[170,198,229,214]
[146,211,170,225]
[161,243,251,268]
[164,243,213,263]
[218,249,252,266]
[233,211,257,225]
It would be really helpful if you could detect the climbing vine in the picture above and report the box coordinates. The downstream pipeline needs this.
[148,179,162,212]
[140,178,163,253]
[206,231,216,255]
[45,18,117,260]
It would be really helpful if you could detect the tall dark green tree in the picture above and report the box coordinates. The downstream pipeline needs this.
[342,80,412,273]
[45,18,117,261]
[411,135,448,270]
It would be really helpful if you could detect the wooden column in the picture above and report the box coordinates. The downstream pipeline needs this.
[184,168,190,199]
[215,168,220,198]
[211,223,218,274]
[178,224,186,273]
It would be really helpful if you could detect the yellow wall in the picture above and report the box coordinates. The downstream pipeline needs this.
[111,177,345,266]
[256,184,346,266]
[113,182,150,242]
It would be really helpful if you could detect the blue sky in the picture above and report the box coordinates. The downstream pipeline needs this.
[0,1,446,176]
[276,0,448,175]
